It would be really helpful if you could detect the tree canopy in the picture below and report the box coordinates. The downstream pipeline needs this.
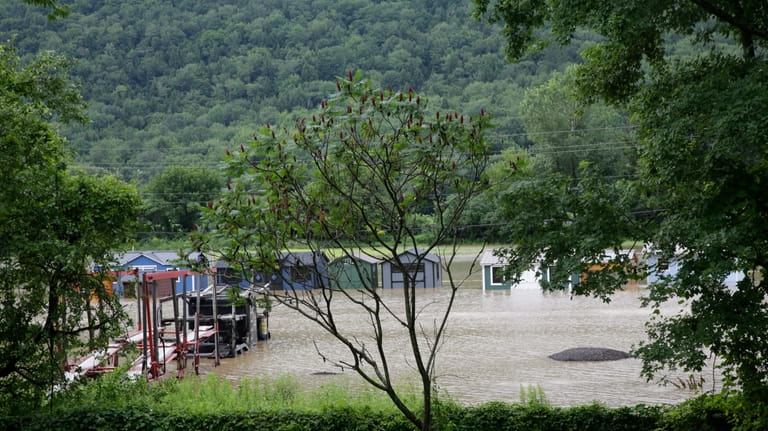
[0,43,142,413]
[141,166,224,235]
[518,65,635,181]
[21,0,69,19]
[474,0,768,102]
[193,73,492,431]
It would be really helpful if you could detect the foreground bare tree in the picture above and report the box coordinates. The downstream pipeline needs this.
[195,72,491,430]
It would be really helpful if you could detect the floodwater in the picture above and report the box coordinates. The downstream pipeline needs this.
[192,259,717,407]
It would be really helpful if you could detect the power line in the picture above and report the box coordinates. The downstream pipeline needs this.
[140,192,223,196]
[75,163,222,168]
[67,126,634,153]
[72,141,637,161]
[492,125,634,138]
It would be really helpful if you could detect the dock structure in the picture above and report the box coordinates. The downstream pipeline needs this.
[65,268,269,382]
[185,289,268,359]
[65,330,145,381]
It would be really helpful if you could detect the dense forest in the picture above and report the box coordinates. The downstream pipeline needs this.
[0,0,595,185]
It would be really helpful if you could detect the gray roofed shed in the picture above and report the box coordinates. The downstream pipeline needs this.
[381,248,442,289]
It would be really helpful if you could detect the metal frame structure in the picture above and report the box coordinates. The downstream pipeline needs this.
[140,269,219,380]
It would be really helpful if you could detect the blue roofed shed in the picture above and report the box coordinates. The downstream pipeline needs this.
[277,251,330,291]
[115,250,208,296]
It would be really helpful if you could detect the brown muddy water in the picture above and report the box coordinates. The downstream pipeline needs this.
[128,257,718,407]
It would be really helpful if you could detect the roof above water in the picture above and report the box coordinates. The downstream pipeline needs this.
[115,250,202,267]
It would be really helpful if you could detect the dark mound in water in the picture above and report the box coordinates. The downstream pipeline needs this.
[548,347,630,361]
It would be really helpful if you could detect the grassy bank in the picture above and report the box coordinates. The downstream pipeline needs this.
[3,371,762,430]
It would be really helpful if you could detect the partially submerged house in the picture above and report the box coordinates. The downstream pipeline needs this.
[276,251,330,291]
[581,248,640,289]
[213,252,332,291]
[381,249,442,289]
[328,252,382,289]
[539,265,581,291]
[643,247,744,290]
[479,249,540,292]
[114,250,208,296]
[540,249,639,291]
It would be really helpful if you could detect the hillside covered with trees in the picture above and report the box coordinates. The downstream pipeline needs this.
[0,0,594,186]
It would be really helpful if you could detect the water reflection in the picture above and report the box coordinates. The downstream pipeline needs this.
[210,279,715,407]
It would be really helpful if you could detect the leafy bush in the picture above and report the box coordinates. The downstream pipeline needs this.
[9,371,767,431]
[446,400,663,431]
[657,394,734,431]
[658,392,768,431]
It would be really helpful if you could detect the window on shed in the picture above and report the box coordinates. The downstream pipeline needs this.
[491,266,506,285]
[657,258,670,271]
[391,262,425,274]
